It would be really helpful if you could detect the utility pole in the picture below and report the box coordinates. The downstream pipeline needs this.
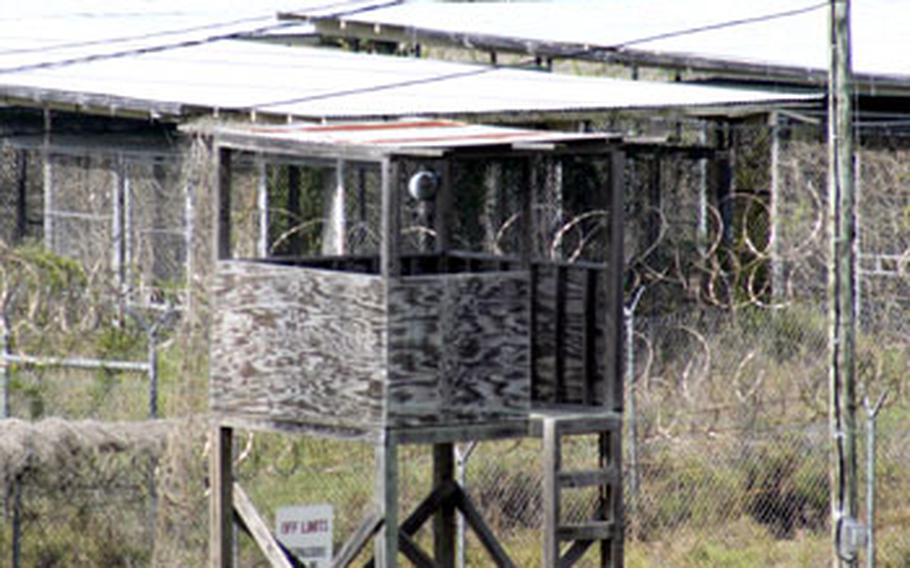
[828,0,858,566]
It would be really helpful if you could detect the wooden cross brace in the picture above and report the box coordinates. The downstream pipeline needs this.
[228,478,516,568]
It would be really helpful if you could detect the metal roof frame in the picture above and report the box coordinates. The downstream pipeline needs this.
[193,119,623,161]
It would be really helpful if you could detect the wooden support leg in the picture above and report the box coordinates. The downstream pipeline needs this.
[210,425,233,568]
[542,418,560,568]
[603,430,623,567]
[375,432,399,568]
[598,431,610,568]
[433,443,456,568]
[539,414,623,568]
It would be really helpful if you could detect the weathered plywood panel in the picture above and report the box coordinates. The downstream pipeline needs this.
[387,272,531,426]
[210,261,386,427]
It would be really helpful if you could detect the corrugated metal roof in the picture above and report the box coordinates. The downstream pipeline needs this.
[0,37,816,122]
[0,0,391,73]
[289,0,910,88]
[208,119,619,152]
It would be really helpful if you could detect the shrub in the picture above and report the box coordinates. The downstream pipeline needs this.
[742,440,828,538]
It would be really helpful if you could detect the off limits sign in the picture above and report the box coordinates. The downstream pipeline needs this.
[276,504,333,567]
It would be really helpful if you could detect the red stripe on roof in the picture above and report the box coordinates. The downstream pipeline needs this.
[364,131,549,145]
[303,120,460,132]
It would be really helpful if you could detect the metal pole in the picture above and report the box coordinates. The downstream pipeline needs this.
[148,326,158,420]
[15,151,28,243]
[864,393,886,568]
[11,480,20,568]
[769,112,784,302]
[256,157,269,258]
[865,417,873,568]
[1,354,149,373]
[184,167,196,316]
[42,108,53,251]
[828,1,858,565]
[854,152,862,324]
[455,442,477,568]
[623,287,645,538]
[1,304,14,568]
[147,321,159,558]
[112,155,126,302]
[696,123,709,257]
[1,306,10,420]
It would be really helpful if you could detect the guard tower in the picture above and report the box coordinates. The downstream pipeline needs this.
[207,120,626,568]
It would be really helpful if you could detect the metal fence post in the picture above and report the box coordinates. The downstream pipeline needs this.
[11,478,20,568]
[864,392,886,568]
[146,306,175,562]
[148,324,159,559]
[455,442,477,568]
[1,303,17,568]
[148,322,159,420]
[129,305,174,563]
[1,301,11,419]
[2,297,19,568]
[624,287,645,537]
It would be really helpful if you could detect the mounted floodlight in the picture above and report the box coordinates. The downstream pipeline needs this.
[408,170,439,201]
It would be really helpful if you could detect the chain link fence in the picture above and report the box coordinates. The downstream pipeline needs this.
[0,110,909,566]
[0,414,905,567]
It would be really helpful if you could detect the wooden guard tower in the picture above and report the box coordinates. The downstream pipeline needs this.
[207,120,626,568]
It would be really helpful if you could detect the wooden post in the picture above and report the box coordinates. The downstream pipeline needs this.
[210,426,234,568]
[716,129,735,251]
[828,0,858,566]
[381,158,401,278]
[287,165,302,256]
[435,158,452,255]
[647,156,661,251]
[112,156,127,298]
[519,156,535,265]
[124,160,134,296]
[605,149,625,412]
[42,109,53,251]
[152,159,168,283]
[256,157,269,257]
[696,123,710,257]
[216,148,232,261]
[601,428,623,567]
[547,158,564,260]
[482,162,502,253]
[542,418,560,568]
[321,159,347,256]
[183,156,196,315]
[375,431,399,568]
[708,122,736,262]
[433,443,456,568]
